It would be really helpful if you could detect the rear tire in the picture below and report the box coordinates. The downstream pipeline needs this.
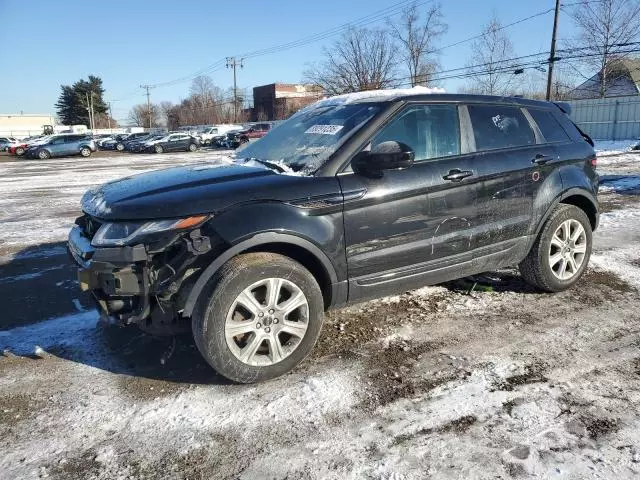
[192,252,324,383]
[188,143,197,152]
[16,147,25,156]
[155,145,163,154]
[116,143,124,151]
[80,147,91,157]
[519,204,592,292]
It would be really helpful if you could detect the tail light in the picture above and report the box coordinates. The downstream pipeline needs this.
[589,156,597,168]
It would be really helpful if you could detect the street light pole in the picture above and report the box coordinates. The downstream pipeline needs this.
[546,0,561,101]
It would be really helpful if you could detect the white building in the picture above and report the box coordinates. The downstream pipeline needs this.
[0,113,57,138]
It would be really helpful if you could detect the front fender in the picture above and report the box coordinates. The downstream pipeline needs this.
[182,202,346,317]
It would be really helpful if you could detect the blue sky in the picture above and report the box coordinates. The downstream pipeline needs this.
[0,0,579,122]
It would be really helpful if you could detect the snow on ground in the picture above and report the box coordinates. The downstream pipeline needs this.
[0,150,234,252]
[1,148,640,478]
[594,139,640,156]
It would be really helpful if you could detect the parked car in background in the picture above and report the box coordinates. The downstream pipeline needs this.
[243,122,272,140]
[128,135,165,152]
[26,134,96,159]
[142,133,199,153]
[69,91,599,383]
[197,125,244,145]
[100,134,131,150]
[8,136,50,156]
[221,130,249,149]
[0,136,18,151]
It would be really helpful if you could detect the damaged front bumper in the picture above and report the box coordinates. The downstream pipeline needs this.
[68,225,152,324]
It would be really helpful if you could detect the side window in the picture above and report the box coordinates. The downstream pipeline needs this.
[371,104,460,161]
[52,137,65,145]
[468,105,535,151]
[527,109,570,143]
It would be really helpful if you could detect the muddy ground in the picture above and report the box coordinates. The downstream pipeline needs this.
[1,150,640,479]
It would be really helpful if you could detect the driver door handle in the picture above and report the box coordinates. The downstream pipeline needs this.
[443,169,473,182]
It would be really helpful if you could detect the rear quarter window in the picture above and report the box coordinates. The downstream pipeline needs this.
[468,104,536,151]
[527,108,570,143]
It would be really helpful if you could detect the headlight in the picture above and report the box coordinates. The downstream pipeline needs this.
[91,215,208,247]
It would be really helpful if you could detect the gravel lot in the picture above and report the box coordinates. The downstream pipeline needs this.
[1,147,640,479]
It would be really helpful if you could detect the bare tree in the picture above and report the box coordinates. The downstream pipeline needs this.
[128,104,160,127]
[304,27,398,95]
[567,0,640,97]
[388,1,447,87]
[158,101,174,127]
[464,14,520,95]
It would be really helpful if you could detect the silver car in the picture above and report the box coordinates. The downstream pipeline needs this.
[26,134,97,159]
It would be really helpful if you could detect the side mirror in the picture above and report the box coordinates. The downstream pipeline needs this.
[352,141,415,176]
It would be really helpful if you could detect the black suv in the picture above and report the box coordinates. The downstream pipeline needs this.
[68,91,598,383]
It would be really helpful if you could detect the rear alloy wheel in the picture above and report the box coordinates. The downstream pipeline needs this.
[188,143,197,152]
[16,147,25,156]
[80,147,91,157]
[38,149,50,160]
[519,204,592,292]
[155,145,164,154]
[116,143,124,151]
[192,252,324,383]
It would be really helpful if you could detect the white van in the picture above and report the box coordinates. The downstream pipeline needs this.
[197,124,244,145]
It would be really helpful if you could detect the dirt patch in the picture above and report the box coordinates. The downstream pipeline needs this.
[392,415,478,446]
[358,338,463,410]
[0,393,45,427]
[314,291,451,359]
[584,270,635,293]
[581,416,620,440]
[495,361,548,391]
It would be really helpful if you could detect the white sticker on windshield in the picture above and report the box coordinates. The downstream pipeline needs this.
[305,124,344,135]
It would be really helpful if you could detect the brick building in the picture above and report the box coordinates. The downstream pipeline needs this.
[251,83,323,121]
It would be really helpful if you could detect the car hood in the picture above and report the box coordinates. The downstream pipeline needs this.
[81,162,337,221]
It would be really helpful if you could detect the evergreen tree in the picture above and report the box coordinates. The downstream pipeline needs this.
[55,75,108,126]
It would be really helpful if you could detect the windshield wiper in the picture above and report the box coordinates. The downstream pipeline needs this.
[243,157,286,173]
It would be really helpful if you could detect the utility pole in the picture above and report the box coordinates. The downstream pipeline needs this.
[108,102,113,130]
[546,0,561,101]
[89,91,95,132]
[140,84,152,128]
[85,92,94,131]
[226,57,244,122]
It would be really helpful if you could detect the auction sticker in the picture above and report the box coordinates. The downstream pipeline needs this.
[305,124,344,135]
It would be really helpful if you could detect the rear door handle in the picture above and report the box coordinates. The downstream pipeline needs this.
[532,154,554,165]
[443,169,473,182]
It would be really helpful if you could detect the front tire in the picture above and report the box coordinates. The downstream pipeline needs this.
[116,143,124,151]
[192,252,324,383]
[37,149,50,160]
[80,147,91,157]
[155,145,163,154]
[519,204,592,292]
[16,147,25,156]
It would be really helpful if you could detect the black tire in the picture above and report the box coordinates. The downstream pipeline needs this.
[192,252,324,383]
[155,145,163,154]
[16,147,25,156]
[519,204,592,292]
[80,147,91,157]
[188,143,197,152]
[116,143,124,151]
[37,149,50,160]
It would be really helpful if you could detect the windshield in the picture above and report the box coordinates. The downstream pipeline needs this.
[237,102,381,174]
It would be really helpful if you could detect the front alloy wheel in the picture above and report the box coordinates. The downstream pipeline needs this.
[80,147,91,157]
[192,252,324,383]
[225,278,309,366]
[38,149,50,160]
